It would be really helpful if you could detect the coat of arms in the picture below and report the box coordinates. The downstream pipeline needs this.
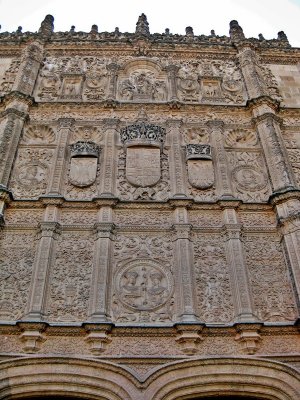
[126,147,161,187]
[120,121,165,188]
[186,144,214,189]
[69,141,100,187]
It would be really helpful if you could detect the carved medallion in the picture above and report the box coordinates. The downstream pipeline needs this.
[115,260,173,311]
[126,147,161,187]
[186,144,214,189]
[16,162,48,189]
[232,166,268,192]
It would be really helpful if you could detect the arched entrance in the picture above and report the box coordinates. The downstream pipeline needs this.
[0,357,299,400]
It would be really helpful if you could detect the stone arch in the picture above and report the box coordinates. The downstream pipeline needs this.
[121,58,164,75]
[0,356,140,400]
[143,357,300,400]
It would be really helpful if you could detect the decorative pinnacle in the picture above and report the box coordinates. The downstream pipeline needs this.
[278,31,288,41]
[229,20,245,42]
[135,13,150,36]
[38,14,54,39]
[185,26,194,36]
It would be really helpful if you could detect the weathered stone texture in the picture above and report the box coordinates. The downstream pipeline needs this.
[0,14,299,400]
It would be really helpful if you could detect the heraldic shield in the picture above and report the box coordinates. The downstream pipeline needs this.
[69,157,98,187]
[186,144,214,189]
[126,147,161,187]
[69,141,99,187]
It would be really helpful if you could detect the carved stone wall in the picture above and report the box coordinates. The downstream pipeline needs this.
[0,14,299,400]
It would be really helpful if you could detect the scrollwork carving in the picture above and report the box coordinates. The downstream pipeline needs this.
[46,232,94,322]
[243,233,297,321]
[193,232,234,323]
[0,231,36,320]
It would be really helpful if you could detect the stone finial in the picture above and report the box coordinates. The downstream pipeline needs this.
[90,24,98,34]
[70,25,75,33]
[185,26,194,36]
[135,13,150,36]
[229,20,245,42]
[38,14,54,39]
[278,30,288,41]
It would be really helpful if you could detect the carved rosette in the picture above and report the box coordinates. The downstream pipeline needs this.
[186,144,214,189]
[120,122,165,189]
[69,141,100,187]
[113,259,174,323]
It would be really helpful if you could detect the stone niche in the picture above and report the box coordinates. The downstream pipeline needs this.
[117,59,168,102]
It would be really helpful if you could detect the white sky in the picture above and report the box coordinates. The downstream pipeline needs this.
[1,0,300,47]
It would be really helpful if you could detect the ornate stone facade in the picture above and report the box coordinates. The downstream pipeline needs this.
[0,14,299,400]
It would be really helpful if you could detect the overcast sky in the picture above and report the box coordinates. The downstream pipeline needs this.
[1,0,300,47]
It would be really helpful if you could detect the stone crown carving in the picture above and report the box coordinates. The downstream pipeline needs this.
[70,141,100,158]
[120,122,166,148]
[186,144,212,160]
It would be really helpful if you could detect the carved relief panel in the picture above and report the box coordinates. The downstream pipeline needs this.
[243,233,297,321]
[0,58,20,95]
[225,129,271,202]
[117,60,167,102]
[35,57,112,101]
[112,232,174,323]
[46,231,94,322]
[193,232,234,323]
[117,121,170,200]
[282,130,300,187]
[10,147,54,199]
[0,230,37,320]
[176,60,246,104]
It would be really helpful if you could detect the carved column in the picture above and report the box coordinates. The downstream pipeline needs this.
[172,201,198,322]
[236,45,266,99]
[253,108,295,193]
[98,118,119,197]
[221,203,257,322]
[48,118,75,196]
[106,63,120,100]
[12,41,43,96]
[229,21,266,99]
[273,194,300,313]
[166,119,187,198]
[207,120,233,199]
[0,101,30,187]
[25,201,61,320]
[233,27,296,194]
[166,65,179,102]
[89,202,115,322]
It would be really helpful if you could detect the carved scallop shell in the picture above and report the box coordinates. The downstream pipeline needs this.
[225,129,257,148]
[23,125,55,144]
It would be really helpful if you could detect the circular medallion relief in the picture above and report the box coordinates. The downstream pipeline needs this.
[232,166,268,192]
[115,259,173,311]
[16,162,48,188]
